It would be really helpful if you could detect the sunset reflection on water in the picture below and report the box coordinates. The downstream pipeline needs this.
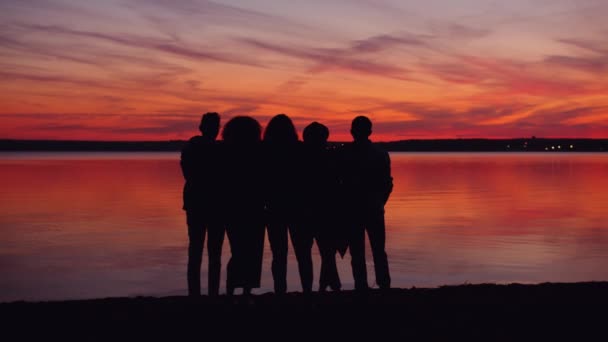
[1,152,607,301]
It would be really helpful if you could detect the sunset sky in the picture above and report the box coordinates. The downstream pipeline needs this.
[1,0,607,141]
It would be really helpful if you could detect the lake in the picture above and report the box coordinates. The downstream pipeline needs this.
[1,152,607,302]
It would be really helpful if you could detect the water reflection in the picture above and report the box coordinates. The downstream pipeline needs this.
[0,152,607,301]
[386,153,608,287]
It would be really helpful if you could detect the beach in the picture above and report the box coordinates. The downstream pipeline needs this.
[2,282,607,341]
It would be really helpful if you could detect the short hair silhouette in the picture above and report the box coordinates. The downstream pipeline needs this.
[263,114,299,143]
[222,116,261,144]
[303,122,329,145]
[351,116,372,141]
[199,112,220,138]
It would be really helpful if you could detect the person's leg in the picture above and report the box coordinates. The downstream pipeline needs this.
[186,211,205,296]
[290,225,314,293]
[225,224,239,296]
[349,223,368,291]
[317,230,341,291]
[206,223,225,296]
[316,233,329,292]
[349,223,369,290]
[267,222,288,293]
[365,210,390,289]
[248,222,266,290]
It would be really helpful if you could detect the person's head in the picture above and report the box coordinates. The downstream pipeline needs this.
[303,122,329,148]
[263,114,299,144]
[199,112,220,140]
[350,115,372,141]
[221,116,262,145]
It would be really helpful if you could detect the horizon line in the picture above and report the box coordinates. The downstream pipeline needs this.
[2,137,607,144]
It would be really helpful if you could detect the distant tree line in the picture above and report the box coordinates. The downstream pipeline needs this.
[0,138,606,152]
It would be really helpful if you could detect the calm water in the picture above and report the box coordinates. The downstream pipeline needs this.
[1,152,607,302]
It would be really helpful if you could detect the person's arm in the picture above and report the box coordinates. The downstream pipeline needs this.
[381,151,393,205]
[180,142,192,181]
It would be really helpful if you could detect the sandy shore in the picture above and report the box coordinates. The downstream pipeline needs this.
[2,282,607,341]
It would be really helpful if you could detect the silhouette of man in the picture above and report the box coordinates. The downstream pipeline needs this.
[340,116,393,290]
[301,122,342,292]
[180,112,225,296]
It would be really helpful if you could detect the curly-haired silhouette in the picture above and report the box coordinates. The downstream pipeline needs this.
[180,112,225,296]
[263,114,310,293]
[301,122,343,292]
[222,116,265,295]
[340,116,393,290]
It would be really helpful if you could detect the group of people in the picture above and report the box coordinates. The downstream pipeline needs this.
[180,113,393,296]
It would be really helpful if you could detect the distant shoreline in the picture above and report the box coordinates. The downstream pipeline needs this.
[1,138,606,152]
[2,282,607,340]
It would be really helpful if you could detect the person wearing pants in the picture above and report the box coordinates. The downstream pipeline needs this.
[340,116,393,290]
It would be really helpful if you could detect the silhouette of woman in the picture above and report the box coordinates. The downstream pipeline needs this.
[263,114,311,293]
[222,116,266,295]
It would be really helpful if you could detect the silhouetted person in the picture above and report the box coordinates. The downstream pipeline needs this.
[263,114,310,293]
[223,116,266,295]
[340,116,393,290]
[180,112,225,296]
[301,122,343,292]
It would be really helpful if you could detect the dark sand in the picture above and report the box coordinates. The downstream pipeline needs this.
[2,282,607,341]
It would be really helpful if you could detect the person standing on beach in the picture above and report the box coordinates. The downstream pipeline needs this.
[223,116,266,296]
[180,112,225,296]
[263,114,308,293]
[300,122,343,292]
[340,116,393,291]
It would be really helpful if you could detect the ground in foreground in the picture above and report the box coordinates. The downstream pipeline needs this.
[2,282,607,341]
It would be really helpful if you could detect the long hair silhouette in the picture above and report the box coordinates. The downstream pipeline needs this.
[222,116,262,144]
[263,114,298,144]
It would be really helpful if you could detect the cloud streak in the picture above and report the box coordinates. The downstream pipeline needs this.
[13,24,261,67]
[544,38,608,73]
[240,37,412,80]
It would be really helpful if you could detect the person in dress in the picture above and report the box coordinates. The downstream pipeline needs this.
[222,116,266,295]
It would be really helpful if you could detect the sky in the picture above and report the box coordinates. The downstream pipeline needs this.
[1,0,607,141]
